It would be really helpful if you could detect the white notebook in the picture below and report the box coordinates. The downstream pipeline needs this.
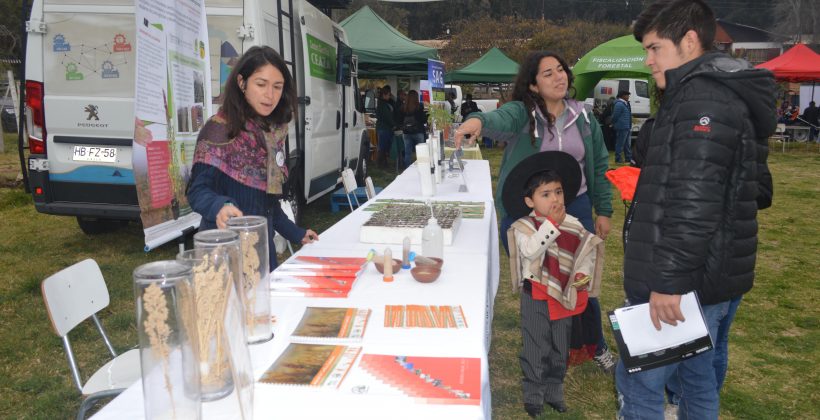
[614,292,710,356]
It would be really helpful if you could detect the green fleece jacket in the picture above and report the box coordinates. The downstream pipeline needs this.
[472,100,613,219]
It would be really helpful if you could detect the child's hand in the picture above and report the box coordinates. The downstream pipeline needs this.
[302,229,319,244]
[573,272,590,290]
[548,202,566,225]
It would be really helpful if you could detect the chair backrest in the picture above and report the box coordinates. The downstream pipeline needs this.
[775,123,786,134]
[365,176,376,200]
[341,168,358,194]
[42,259,110,338]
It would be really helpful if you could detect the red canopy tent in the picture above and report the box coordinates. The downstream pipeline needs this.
[755,44,820,82]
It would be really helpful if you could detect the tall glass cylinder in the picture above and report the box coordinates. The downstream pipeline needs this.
[226,215,273,344]
[176,248,235,401]
[134,261,201,420]
[193,229,243,320]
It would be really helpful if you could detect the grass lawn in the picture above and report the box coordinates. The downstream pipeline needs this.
[1,132,818,418]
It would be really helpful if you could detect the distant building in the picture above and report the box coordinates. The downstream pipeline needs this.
[715,19,786,65]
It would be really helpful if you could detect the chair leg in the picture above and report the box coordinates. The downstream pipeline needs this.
[76,389,124,420]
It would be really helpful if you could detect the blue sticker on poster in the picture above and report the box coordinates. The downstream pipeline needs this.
[53,34,71,52]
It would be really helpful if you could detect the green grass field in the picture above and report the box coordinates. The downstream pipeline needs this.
[1,132,818,418]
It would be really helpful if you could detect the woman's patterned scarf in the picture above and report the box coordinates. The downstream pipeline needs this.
[193,111,288,195]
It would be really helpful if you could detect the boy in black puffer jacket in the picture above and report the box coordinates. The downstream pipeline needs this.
[616,1,776,418]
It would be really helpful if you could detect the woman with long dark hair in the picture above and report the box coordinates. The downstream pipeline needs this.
[400,90,427,168]
[455,51,615,413]
[187,46,317,268]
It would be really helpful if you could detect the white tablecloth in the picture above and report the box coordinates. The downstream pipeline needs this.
[92,160,500,420]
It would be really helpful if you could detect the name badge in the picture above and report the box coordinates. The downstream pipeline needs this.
[276,151,285,167]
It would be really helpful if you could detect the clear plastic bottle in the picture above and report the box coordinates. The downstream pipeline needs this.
[421,211,444,259]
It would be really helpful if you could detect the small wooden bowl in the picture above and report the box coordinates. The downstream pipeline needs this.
[411,266,441,283]
[414,257,444,269]
[374,258,402,274]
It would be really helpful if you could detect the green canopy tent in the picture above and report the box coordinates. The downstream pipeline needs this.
[445,47,520,83]
[571,35,651,101]
[340,6,439,77]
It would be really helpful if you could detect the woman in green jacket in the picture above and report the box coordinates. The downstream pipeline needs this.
[455,51,617,376]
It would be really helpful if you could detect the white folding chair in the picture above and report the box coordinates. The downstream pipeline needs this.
[274,199,296,255]
[365,176,377,200]
[770,123,790,152]
[340,168,360,211]
[41,259,141,420]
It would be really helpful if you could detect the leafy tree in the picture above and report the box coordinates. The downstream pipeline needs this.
[525,20,632,65]
[769,0,819,42]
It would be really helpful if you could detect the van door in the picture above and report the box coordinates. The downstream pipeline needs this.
[631,79,651,117]
[297,2,343,202]
[38,5,139,219]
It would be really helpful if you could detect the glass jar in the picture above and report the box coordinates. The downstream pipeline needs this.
[226,215,273,344]
[134,260,202,420]
[176,248,235,401]
[193,229,244,320]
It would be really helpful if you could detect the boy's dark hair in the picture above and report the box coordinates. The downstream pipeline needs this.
[222,46,296,138]
[523,169,563,198]
[633,0,715,52]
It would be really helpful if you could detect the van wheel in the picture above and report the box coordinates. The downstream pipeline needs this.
[355,132,369,185]
[76,217,127,235]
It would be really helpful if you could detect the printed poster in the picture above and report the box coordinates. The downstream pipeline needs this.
[133,0,211,250]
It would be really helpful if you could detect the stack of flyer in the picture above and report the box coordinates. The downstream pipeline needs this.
[271,256,368,298]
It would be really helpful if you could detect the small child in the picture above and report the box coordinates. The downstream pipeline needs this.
[501,151,603,417]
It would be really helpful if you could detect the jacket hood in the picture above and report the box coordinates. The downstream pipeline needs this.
[670,51,777,138]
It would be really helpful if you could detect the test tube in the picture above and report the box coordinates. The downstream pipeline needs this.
[402,237,411,269]
[383,248,394,282]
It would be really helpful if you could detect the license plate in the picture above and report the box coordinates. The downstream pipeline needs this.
[72,146,118,163]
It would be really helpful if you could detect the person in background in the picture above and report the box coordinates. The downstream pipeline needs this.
[447,91,459,117]
[631,117,654,168]
[393,90,407,164]
[600,97,617,151]
[788,105,800,123]
[400,90,428,169]
[460,93,481,120]
[503,151,604,417]
[454,51,617,375]
[802,101,819,142]
[375,85,396,168]
[187,46,318,268]
[611,90,633,164]
[618,1,775,418]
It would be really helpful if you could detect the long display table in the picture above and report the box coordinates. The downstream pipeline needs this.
[92,160,500,420]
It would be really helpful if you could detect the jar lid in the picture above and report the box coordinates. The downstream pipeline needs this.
[193,229,239,244]
[226,215,267,229]
[133,260,191,282]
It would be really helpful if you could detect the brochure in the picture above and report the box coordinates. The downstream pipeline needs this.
[347,354,481,405]
[291,307,371,342]
[259,343,361,388]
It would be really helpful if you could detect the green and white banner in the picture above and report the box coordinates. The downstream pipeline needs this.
[306,34,336,82]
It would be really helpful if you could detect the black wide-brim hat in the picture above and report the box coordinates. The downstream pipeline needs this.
[501,151,582,219]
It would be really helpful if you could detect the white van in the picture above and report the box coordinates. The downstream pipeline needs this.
[24,0,367,233]
[439,85,498,122]
[591,78,650,134]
